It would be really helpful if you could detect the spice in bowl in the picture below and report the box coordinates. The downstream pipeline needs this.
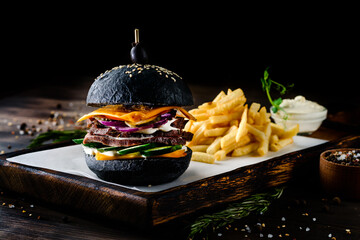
[324,149,360,166]
[320,148,360,199]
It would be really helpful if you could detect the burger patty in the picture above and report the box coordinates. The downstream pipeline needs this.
[88,117,188,138]
[83,117,193,147]
[83,133,189,147]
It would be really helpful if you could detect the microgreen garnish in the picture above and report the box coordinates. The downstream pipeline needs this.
[260,68,293,119]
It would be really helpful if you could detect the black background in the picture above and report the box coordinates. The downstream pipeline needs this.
[2,5,358,109]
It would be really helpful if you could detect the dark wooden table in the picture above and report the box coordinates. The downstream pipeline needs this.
[0,77,359,239]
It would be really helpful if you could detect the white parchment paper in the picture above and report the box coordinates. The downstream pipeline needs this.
[6,136,326,192]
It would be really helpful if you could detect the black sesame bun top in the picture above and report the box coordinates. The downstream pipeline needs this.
[86,63,194,107]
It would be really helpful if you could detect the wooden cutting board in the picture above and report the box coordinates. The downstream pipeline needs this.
[0,135,359,227]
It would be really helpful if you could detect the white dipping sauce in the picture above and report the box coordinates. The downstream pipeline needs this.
[280,96,325,114]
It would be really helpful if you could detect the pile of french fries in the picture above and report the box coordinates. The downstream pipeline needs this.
[185,88,299,164]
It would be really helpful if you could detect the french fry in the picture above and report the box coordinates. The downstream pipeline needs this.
[233,104,245,114]
[221,126,238,149]
[188,124,207,146]
[186,88,298,163]
[270,134,279,146]
[231,142,259,157]
[230,119,239,127]
[214,150,226,161]
[187,120,202,134]
[249,102,260,116]
[281,124,299,139]
[208,96,245,115]
[257,122,271,156]
[189,108,207,115]
[191,152,215,164]
[210,122,230,128]
[191,113,210,121]
[236,104,248,142]
[198,101,217,110]
[270,123,284,137]
[184,120,193,132]
[190,145,209,152]
[218,88,244,104]
[204,127,229,137]
[255,106,269,125]
[206,136,222,155]
[198,137,216,145]
[270,137,293,152]
[209,111,242,125]
[222,134,251,154]
[247,123,265,142]
[213,91,226,102]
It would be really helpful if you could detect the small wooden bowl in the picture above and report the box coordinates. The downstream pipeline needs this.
[320,148,360,200]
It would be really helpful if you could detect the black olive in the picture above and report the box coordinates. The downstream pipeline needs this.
[130,42,148,64]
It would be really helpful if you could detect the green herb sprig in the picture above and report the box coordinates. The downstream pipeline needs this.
[188,187,284,239]
[260,68,293,118]
[27,130,87,149]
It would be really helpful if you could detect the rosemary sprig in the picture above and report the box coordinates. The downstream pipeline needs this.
[27,130,87,149]
[260,68,293,119]
[188,187,284,240]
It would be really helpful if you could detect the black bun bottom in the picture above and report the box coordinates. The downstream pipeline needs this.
[84,149,192,186]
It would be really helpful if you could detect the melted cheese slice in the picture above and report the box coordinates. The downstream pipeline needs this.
[95,149,186,160]
[77,105,195,123]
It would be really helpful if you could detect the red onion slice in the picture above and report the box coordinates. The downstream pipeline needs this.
[99,117,170,133]
[160,112,173,119]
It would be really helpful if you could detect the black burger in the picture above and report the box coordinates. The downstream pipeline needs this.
[74,30,195,185]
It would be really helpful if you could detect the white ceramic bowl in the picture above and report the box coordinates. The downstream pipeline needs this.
[270,107,327,135]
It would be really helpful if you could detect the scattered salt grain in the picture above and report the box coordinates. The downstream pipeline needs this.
[281,217,286,221]
[306,227,310,232]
